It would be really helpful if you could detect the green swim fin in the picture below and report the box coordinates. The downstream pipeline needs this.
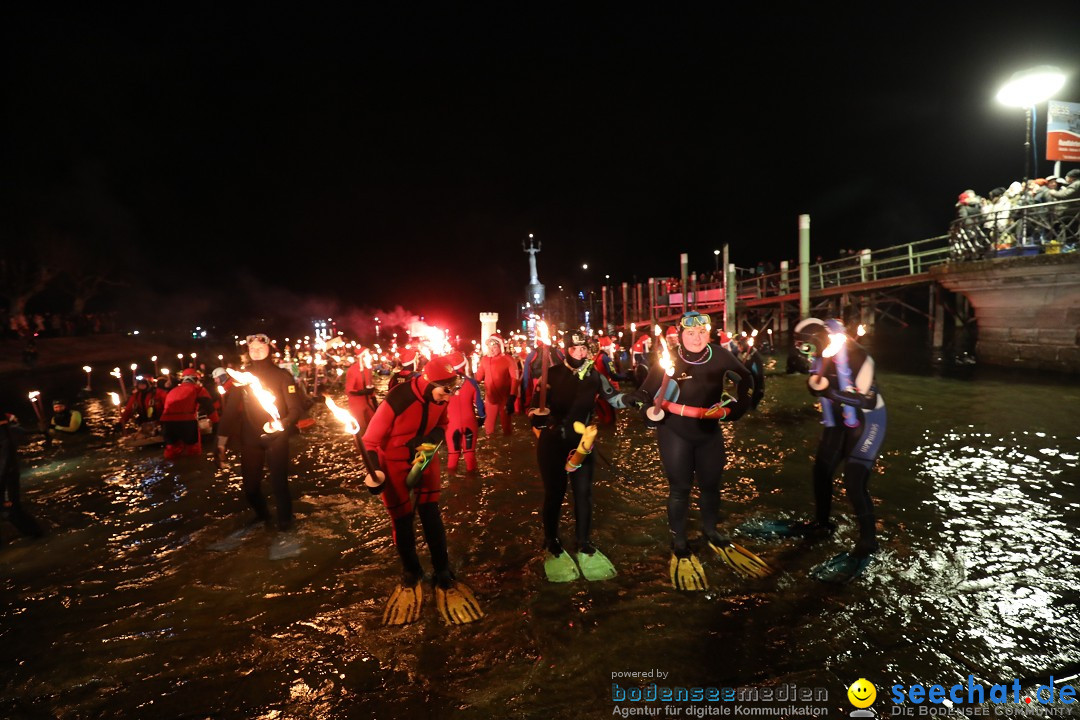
[670,553,709,591]
[543,550,581,583]
[382,580,423,626]
[576,547,617,581]
[707,537,773,579]
[810,552,873,584]
[436,581,484,625]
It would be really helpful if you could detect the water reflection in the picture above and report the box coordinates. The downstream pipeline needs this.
[2,367,1079,718]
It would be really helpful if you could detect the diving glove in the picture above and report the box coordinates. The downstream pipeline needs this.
[565,421,598,471]
[411,442,439,468]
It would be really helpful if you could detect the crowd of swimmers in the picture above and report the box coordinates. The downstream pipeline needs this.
[2,313,887,625]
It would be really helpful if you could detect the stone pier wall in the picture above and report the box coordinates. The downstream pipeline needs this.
[932,253,1080,373]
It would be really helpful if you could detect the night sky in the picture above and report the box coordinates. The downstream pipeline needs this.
[4,6,1077,338]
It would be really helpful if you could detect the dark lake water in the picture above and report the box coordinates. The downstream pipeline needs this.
[2,353,1079,719]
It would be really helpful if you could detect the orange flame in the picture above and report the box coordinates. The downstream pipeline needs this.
[537,320,550,347]
[821,332,847,359]
[658,335,674,377]
[324,396,360,435]
[108,392,121,406]
[226,369,284,433]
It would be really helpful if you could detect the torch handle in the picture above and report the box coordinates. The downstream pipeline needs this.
[654,374,671,410]
[833,346,860,428]
[351,434,374,475]
[538,347,550,411]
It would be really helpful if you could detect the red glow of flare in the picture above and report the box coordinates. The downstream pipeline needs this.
[324,396,360,435]
[226,369,284,433]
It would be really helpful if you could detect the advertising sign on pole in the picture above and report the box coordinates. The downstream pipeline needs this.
[1046,100,1080,162]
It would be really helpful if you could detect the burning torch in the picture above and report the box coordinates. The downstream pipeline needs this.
[82,365,92,392]
[226,369,284,435]
[28,390,50,446]
[815,321,859,428]
[110,367,128,402]
[324,396,383,489]
[533,321,552,424]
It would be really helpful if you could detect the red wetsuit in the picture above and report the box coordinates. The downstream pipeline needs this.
[593,351,619,425]
[118,387,168,426]
[345,360,378,431]
[362,375,449,520]
[476,351,518,436]
[160,382,217,457]
[446,376,485,472]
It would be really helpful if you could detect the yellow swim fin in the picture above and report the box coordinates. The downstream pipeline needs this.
[669,553,709,591]
[382,580,423,626]
[436,581,484,625]
[708,537,773,579]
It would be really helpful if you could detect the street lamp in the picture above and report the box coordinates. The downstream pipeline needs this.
[997,65,1066,180]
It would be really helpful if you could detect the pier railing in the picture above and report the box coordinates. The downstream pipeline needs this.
[650,197,1080,312]
[948,196,1080,261]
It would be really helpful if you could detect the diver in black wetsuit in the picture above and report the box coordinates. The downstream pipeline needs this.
[734,334,766,410]
[636,311,764,589]
[528,331,641,582]
[216,333,306,534]
[794,317,887,582]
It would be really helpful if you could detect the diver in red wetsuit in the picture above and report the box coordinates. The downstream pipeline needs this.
[361,356,483,626]
[475,335,518,436]
[387,348,419,393]
[345,346,379,432]
[114,375,168,432]
[161,369,218,458]
[443,351,485,472]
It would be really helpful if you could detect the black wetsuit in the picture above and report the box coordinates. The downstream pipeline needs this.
[638,343,753,554]
[808,342,886,556]
[1,416,43,543]
[736,346,766,410]
[218,359,306,530]
[532,361,636,552]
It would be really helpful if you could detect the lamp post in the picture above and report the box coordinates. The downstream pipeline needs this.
[996,65,1066,181]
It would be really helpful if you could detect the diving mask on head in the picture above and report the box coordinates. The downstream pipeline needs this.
[680,311,711,330]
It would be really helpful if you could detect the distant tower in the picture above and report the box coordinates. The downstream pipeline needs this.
[480,312,499,342]
[523,234,545,307]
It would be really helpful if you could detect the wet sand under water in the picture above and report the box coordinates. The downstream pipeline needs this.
[2,359,1080,719]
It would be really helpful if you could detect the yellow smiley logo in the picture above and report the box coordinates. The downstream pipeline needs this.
[847,678,876,708]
